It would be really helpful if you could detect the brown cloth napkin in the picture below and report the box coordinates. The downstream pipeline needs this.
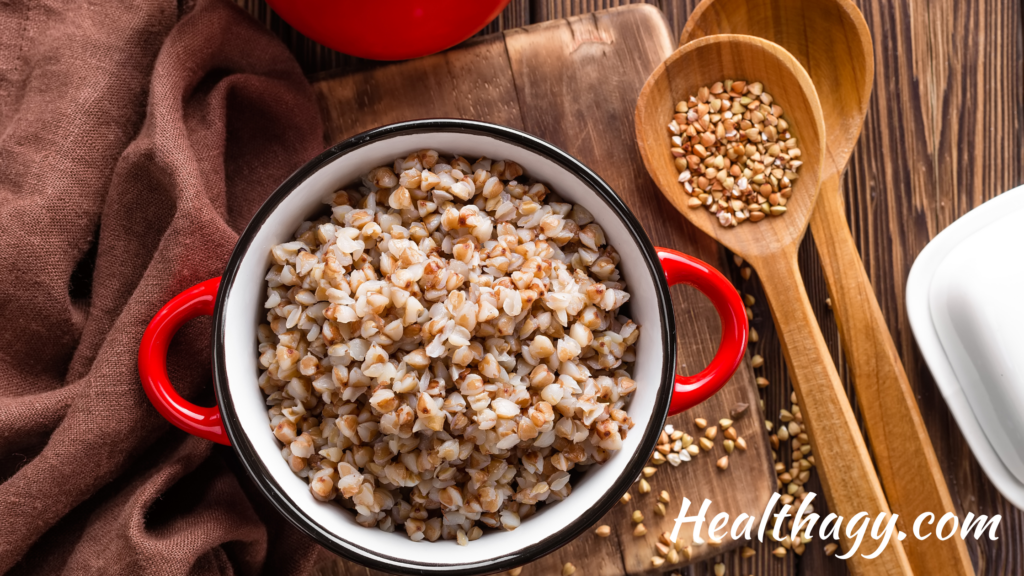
[0,0,332,573]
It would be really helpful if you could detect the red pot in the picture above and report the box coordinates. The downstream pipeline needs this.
[266,0,512,61]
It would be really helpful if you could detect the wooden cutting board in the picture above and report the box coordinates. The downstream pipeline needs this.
[310,5,775,574]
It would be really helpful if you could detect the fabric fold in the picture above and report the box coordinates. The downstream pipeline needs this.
[0,0,328,573]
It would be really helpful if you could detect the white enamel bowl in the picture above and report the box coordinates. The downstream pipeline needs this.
[138,120,748,574]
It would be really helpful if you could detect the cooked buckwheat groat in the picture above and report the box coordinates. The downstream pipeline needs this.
[257,150,640,543]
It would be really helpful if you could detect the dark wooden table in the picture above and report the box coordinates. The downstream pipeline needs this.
[235,1,1024,574]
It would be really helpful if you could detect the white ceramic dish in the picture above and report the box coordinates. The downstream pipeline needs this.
[907,185,1024,509]
[138,120,748,574]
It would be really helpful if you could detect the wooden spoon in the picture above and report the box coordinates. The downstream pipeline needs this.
[680,3,973,575]
[636,35,912,575]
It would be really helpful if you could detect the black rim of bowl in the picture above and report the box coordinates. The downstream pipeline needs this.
[212,119,676,575]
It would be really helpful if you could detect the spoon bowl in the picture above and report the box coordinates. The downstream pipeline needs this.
[635,34,825,258]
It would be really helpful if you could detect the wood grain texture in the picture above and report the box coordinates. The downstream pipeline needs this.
[843,0,1024,573]
[634,33,913,575]
[632,34,914,574]
[237,0,1024,574]
[812,173,975,575]
[679,1,974,573]
[309,6,776,575]
[755,245,913,576]
[501,13,776,574]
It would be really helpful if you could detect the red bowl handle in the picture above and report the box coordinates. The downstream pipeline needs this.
[656,248,748,416]
[137,253,743,440]
[138,277,230,445]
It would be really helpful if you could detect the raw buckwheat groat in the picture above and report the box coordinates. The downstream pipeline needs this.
[257,150,640,544]
[669,80,803,227]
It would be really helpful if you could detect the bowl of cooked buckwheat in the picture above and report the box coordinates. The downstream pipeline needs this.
[138,120,748,575]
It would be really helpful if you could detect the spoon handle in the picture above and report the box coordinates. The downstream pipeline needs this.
[809,173,975,575]
[751,245,913,576]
